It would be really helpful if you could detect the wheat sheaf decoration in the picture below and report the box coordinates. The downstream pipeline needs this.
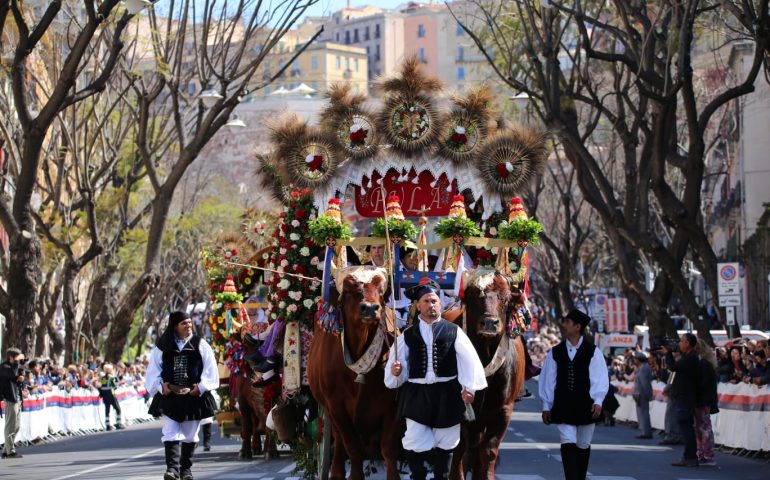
[269,113,340,189]
[255,153,292,205]
[377,56,443,157]
[322,83,379,161]
[438,86,495,165]
[477,126,548,195]
[215,232,255,270]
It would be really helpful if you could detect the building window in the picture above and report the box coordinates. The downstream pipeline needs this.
[457,67,465,80]
[364,26,370,41]
[374,24,381,39]
[457,46,464,61]
[311,81,318,91]
[354,29,359,43]
[366,45,370,54]
[375,44,380,61]
[419,48,426,62]
[188,83,196,94]
[354,58,359,72]
[345,57,350,70]
[456,23,464,36]
[418,24,425,37]
[311,55,318,69]
[336,32,340,42]
[336,56,341,69]
[345,31,350,44]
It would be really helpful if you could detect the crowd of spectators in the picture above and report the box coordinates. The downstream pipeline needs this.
[16,354,150,399]
[715,340,770,386]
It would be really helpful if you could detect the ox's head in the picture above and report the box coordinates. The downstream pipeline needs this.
[462,268,513,338]
[336,266,389,327]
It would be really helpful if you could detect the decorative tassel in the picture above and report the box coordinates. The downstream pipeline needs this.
[355,373,366,384]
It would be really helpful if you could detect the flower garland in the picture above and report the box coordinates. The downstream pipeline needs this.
[391,103,430,141]
[223,340,245,375]
[263,189,324,328]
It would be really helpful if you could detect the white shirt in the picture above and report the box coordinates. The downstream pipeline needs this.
[146,336,219,395]
[384,317,487,394]
[538,336,609,412]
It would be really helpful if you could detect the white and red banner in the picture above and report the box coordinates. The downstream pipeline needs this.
[604,297,628,332]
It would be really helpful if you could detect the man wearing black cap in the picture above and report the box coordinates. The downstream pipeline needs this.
[539,309,609,480]
[146,311,219,480]
[384,279,487,480]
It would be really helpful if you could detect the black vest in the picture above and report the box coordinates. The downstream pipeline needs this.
[404,320,458,379]
[161,336,203,387]
[550,339,597,426]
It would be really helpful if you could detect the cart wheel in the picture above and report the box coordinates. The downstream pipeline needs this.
[315,406,332,480]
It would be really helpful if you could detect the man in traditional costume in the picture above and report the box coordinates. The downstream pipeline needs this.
[384,279,487,480]
[539,309,609,480]
[147,311,219,480]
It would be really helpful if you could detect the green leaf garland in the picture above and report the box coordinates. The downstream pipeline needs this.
[497,218,543,245]
[307,216,352,247]
[370,217,419,242]
[433,217,482,240]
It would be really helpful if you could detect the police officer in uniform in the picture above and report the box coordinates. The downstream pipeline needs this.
[539,309,609,480]
[147,311,219,480]
[385,279,487,480]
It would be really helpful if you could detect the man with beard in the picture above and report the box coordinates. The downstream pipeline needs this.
[147,311,219,480]
[384,279,487,480]
[540,310,609,480]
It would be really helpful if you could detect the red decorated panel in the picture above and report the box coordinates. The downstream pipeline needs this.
[354,168,457,217]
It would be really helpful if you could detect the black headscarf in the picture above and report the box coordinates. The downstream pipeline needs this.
[156,311,191,352]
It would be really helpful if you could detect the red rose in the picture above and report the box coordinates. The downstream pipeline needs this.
[307,155,324,171]
[350,128,367,144]
[496,163,510,179]
[295,208,306,219]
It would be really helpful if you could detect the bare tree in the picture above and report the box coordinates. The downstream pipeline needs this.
[454,0,769,341]
[100,0,323,361]
[0,1,138,355]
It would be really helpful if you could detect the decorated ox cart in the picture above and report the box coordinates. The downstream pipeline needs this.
[251,57,548,479]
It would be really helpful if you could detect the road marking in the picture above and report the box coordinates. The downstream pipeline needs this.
[523,437,536,442]
[514,432,525,437]
[536,444,549,451]
[50,447,164,480]
[278,462,297,473]
[496,475,546,480]
[212,474,266,479]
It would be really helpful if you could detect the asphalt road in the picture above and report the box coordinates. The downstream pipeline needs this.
[1,381,766,480]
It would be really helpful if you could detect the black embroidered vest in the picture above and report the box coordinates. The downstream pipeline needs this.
[161,336,203,387]
[404,320,458,379]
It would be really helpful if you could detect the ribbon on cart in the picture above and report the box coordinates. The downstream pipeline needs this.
[318,246,342,334]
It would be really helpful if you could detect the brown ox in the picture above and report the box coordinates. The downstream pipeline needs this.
[238,334,279,460]
[450,269,526,480]
[308,266,401,480]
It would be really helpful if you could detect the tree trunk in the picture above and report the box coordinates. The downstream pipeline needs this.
[61,263,79,365]
[103,272,160,362]
[7,233,42,356]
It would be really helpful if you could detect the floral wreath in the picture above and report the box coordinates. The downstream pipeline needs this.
[437,112,485,164]
[337,112,378,160]
[286,136,339,188]
[380,94,441,157]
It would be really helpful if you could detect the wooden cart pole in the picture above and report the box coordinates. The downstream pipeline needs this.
[379,186,399,361]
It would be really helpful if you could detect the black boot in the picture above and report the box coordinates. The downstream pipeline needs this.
[560,443,578,480]
[163,441,181,480]
[180,442,196,480]
[576,446,590,480]
[431,448,453,480]
[406,450,428,480]
[202,423,212,451]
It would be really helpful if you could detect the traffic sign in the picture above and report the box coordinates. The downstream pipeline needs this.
[718,295,740,307]
[717,262,740,296]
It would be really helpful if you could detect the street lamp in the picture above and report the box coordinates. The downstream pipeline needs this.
[510,92,531,110]
[225,114,246,129]
[199,88,223,108]
[124,0,152,15]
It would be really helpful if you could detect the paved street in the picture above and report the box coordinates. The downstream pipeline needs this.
[1,381,766,480]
